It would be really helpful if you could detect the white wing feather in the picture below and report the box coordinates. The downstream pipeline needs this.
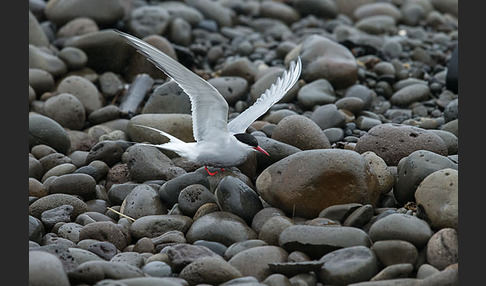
[115,30,229,142]
[227,57,302,134]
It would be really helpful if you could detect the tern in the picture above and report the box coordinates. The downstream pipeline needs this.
[115,30,302,175]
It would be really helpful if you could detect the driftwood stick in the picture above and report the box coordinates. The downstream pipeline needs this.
[119,73,154,115]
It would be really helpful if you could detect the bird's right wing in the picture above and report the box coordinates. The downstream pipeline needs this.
[115,30,230,142]
[227,57,302,134]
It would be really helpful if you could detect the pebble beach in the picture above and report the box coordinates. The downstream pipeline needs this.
[29,0,459,285]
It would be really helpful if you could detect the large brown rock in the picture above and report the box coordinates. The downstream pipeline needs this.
[256,149,380,218]
[355,123,448,166]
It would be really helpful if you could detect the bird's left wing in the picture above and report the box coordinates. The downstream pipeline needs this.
[115,30,229,142]
[227,57,302,134]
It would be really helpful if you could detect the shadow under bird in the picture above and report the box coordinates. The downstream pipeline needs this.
[115,30,302,175]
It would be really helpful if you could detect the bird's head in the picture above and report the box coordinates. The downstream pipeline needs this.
[233,133,269,156]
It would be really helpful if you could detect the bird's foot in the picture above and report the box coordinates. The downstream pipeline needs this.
[205,166,218,176]
[204,166,227,176]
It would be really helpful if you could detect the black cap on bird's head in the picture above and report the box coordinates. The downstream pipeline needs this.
[234,133,269,156]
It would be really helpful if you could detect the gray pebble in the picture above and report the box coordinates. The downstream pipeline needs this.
[56,75,103,114]
[129,214,193,240]
[310,104,346,130]
[335,97,365,114]
[319,246,379,285]
[88,105,121,125]
[110,252,145,268]
[193,240,228,257]
[208,76,249,106]
[128,5,170,38]
[258,216,294,246]
[344,84,374,110]
[120,184,166,220]
[297,79,336,110]
[179,256,243,286]
[41,204,74,230]
[29,114,71,154]
[68,260,144,285]
[58,46,87,70]
[343,204,373,228]
[221,57,257,83]
[178,184,216,217]
[228,246,288,281]
[186,211,257,246]
[215,176,263,225]
[87,241,118,260]
[68,247,104,265]
[368,213,432,248]
[29,193,89,220]
[162,243,219,272]
[428,130,458,155]
[251,207,286,234]
[272,115,331,150]
[356,116,382,131]
[47,173,97,200]
[39,152,72,173]
[159,172,210,207]
[142,261,172,277]
[426,228,458,270]
[169,17,192,46]
[279,225,371,259]
[79,221,130,250]
[415,168,458,230]
[29,44,67,77]
[41,163,76,182]
[98,72,123,98]
[107,183,140,206]
[142,81,191,114]
[394,150,457,205]
[29,215,44,244]
[29,251,70,286]
[371,240,418,267]
[57,222,84,243]
[370,263,414,281]
[29,68,54,95]
[390,84,431,107]
[443,98,458,123]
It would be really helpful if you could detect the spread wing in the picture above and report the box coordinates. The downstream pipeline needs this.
[115,30,229,142]
[227,57,302,134]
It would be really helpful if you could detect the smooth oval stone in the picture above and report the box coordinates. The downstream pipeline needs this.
[179,256,243,285]
[310,104,346,130]
[142,261,172,277]
[42,163,76,182]
[85,241,118,260]
[254,137,301,172]
[251,207,286,234]
[415,168,458,230]
[271,115,331,150]
[29,215,44,244]
[57,222,84,243]
[45,0,125,26]
[29,251,70,286]
[128,5,171,38]
[29,44,67,77]
[296,34,357,89]
[297,79,336,109]
[319,246,379,285]
[228,245,288,281]
[85,141,124,167]
[371,240,418,267]
[110,252,145,268]
[178,184,215,217]
[429,130,458,155]
[355,15,397,34]
[56,75,103,114]
[39,153,72,173]
[78,221,130,250]
[125,145,185,182]
[260,0,300,24]
[47,173,97,200]
[394,150,457,205]
[258,216,294,246]
[129,215,193,240]
[369,213,433,248]
[68,260,144,285]
[142,81,191,115]
[68,247,104,265]
[29,114,71,154]
[193,240,228,257]
[279,225,371,259]
[256,149,380,218]
[40,204,73,230]
[369,263,414,282]
[186,211,257,247]
[390,84,431,107]
[59,46,88,70]
[426,228,458,270]
[29,193,89,220]
[208,76,249,106]
[161,243,219,272]
[361,151,395,195]
[29,68,54,95]
[107,183,140,206]
[159,172,210,207]
[335,97,365,114]
[120,184,167,219]
[221,57,257,83]
[29,157,44,181]
[215,176,263,225]
[29,177,48,197]
[355,123,448,166]
[344,84,374,110]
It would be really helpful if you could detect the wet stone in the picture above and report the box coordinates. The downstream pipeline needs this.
[178,184,216,217]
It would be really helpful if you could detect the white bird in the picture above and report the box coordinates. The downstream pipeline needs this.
[115,30,302,175]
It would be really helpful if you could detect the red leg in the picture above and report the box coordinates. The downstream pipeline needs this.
[205,166,218,176]
[220,168,225,172]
